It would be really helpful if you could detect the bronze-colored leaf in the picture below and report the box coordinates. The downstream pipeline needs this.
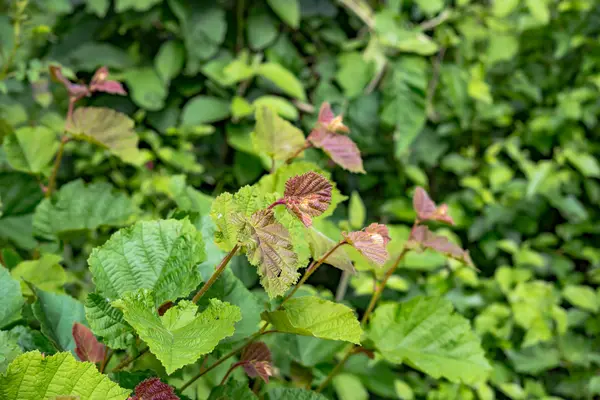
[89,66,127,95]
[282,172,332,226]
[72,322,106,363]
[242,209,300,298]
[343,223,391,266]
[409,225,473,266]
[316,102,349,134]
[308,130,365,173]
[240,341,274,383]
[49,65,90,98]
[129,378,179,400]
[412,187,454,225]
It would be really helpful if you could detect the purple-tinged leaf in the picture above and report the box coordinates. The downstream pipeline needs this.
[316,102,349,134]
[89,67,127,95]
[308,130,365,174]
[129,378,179,400]
[240,342,274,383]
[282,172,332,226]
[409,225,473,267]
[412,187,454,225]
[49,65,90,98]
[343,223,391,266]
[72,322,106,363]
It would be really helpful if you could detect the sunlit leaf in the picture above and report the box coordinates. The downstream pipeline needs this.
[257,63,307,101]
[11,253,66,295]
[266,0,300,28]
[281,172,332,226]
[113,289,241,374]
[72,323,106,363]
[0,351,129,400]
[343,223,390,266]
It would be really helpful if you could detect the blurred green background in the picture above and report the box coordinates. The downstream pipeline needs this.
[1,0,600,399]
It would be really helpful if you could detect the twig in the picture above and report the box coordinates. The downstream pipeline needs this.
[419,9,451,31]
[0,0,28,81]
[425,47,446,121]
[191,244,240,304]
[335,270,351,302]
[99,348,113,373]
[46,136,69,198]
[235,0,245,52]
[365,61,387,95]
[112,347,149,372]
[337,0,375,29]
[292,100,315,114]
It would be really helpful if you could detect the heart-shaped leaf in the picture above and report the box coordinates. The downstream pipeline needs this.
[129,378,179,400]
[72,323,106,363]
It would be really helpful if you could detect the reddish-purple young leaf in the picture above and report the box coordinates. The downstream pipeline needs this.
[308,130,365,174]
[282,172,332,226]
[49,65,91,98]
[412,187,454,225]
[343,223,391,266]
[240,342,274,383]
[409,225,473,266]
[316,102,349,134]
[129,378,179,400]
[89,66,127,95]
[72,322,106,363]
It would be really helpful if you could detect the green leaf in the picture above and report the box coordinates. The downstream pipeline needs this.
[0,267,24,329]
[564,149,600,177]
[3,126,59,174]
[369,297,490,383]
[563,285,599,312]
[115,0,161,12]
[374,11,438,55]
[86,0,110,17]
[333,373,369,400]
[30,285,87,353]
[267,388,328,400]
[257,63,307,101]
[349,191,366,229]
[381,58,428,158]
[33,180,137,240]
[306,227,354,273]
[155,40,185,84]
[11,253,66,295]
[0,351,130,400]
[414,0,444,15]
[208,380,257,400]
[181,96,231,126]
[112,289,241,374]
[84,293,135,350]
[267,0,300,28]
[493,0,520,17]
[526,0,550,24]
[68,107,143,165]
[0,331,22,373]
[336,52,374,98]
[89,219,206,306]
[247,7,279,50]
[506,345,561,375]
[124,68,167,111]
[262,296,363,344]
[253,96,299,120]
[251,106,306,161]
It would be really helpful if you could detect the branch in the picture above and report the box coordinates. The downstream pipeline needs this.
[419,9,451,31]
[46,136,69,198]
[191,244,240,304]
[111,347,148,372]
[337,0,375,29]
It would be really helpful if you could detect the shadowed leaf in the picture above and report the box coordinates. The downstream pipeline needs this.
[72,322,106,363]
[306,228,355,273]
[408,225,473,266]
[240,342,274,383]
[343,223,390,266]
[282,172,332,226]
[308,130,364,174]
[412,187,454,225]
[251,106,306,161]
[129,378,179,400]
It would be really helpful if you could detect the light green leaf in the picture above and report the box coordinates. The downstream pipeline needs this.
[526,0,550,24]
[262,296,363,344]
[257,63,307,100]
[33,180,137,240]
[414,0,444,15]
[349,191,366,229]
[232,96,255,120]
[251,106,306,161]
[124,68,167,111]
[3,126,59,174]
[267,387,328,400]
[30,285,87,353]
[493,0,520,17]
[369,297,491,383]
[563,285,599,312]
[86,0,110,17]
[374,12,438,55]
[89,219,205,306]
[11,254,66,295]
[564,149,600,177]
[115,0,160,12]
[112,289,241,374]
[333,373,369,400]
[0,267,24,329]
[267,0,300,28]
[0,330,22,373]
[68,107,142,165]
[155,40,185,83]
[253,95,298,120]
[336,52,374,98]
[487,34,519,66]
[381,58,427,158]
[84,293,135,350]
[181,96,231,126]
[306,227,354,273]
[506,345,561,375]
[0,351,130,400]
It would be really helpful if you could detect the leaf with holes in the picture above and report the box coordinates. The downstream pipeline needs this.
[262,296,363,344]
[281,172,332,226]
[412,187,454,225]
[129,378,179,400]
[343,223,390,266]
[72,323,106,363]
[369,297,491,383]
[251,106,306,161]
[0,351,129,400]
[89,219,206,306]
[67,107,142,165]
[112,289,241,374]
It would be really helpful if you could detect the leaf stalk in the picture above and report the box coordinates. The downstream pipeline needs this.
[192,244,240,304]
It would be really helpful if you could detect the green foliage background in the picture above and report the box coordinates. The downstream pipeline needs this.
[1,0,600,399]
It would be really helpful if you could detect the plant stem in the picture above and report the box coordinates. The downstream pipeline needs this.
[219,361,243,385]
[279,240,347,307]
[46,136,69,198]
[100,348,113,373]
[112,347,149,372]
[0,0,28,81]
[192,244,240,304]
[315,348,354,392]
